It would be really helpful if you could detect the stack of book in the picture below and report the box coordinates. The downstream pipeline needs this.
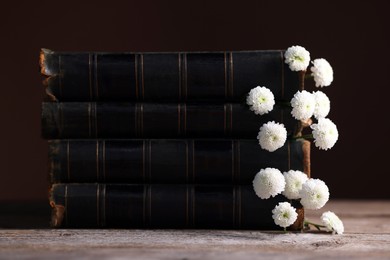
[40,49,310,229]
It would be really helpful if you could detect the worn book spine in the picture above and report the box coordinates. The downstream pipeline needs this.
[49,183,304,230]
[48,139,310,184]
[40,49,299,102]
[41,102,295,139]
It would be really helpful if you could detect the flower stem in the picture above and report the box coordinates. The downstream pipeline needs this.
[304,73,313,80]
[277,101,292,108]
[298,71,306,91]
[290,134,314,140]
[304,220,326,231]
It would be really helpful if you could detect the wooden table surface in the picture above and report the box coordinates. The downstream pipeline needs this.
[0,200,389,259]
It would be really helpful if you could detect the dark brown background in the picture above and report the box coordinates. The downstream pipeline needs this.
[0,0,389,202]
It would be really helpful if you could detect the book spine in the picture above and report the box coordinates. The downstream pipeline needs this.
[49,139,309,184]
[41,102,296,139]
[40,49,299,102]
[49,183,304,230]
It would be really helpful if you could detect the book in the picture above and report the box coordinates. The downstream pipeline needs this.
[41,102,295,139]
[49,139,310,184]
[40,49,299,102]
[50,183,304,230]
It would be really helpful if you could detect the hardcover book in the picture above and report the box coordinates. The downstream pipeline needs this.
[49,139,310,184]
[40,49,299,102]
[41,102,296,139]
[50,183,304,230]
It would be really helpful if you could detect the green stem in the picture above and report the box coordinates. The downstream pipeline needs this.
[304,73,313,80]
[277,101,292,108]
[290,134,314,140]
[304,220,326,231]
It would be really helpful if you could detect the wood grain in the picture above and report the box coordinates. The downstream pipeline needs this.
[0,200,389,259]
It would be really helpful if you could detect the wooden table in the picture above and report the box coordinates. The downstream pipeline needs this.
[0,200,389,259]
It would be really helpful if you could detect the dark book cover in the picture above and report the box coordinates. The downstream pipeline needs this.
[50,183,304,230]
[41,102,296,139]
[49,139,310,184]
[40,49,299,102]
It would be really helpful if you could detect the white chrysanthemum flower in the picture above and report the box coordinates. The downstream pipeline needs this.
[311,58,334,87]
[257,121,287,152]
[253,168,286,199]
[272,202,298,228]
[313,91,330,119]
[321,211,344,235]
[299,178,330,210]
[311,118,339,150]
[290,90,315,121]
[284,45,311,71]
[246,86,275,115]
[282,170,309,200]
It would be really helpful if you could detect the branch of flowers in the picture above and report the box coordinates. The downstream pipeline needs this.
[304,220,326,231]
[304,73,313,80]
